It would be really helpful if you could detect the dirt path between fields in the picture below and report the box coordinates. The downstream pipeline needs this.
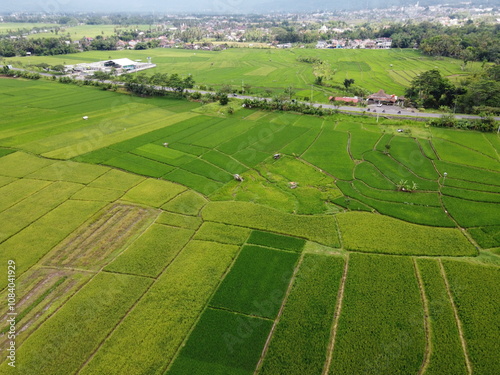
[253,253,305,374]
[438,259,472,375]
[413,258,432,375]
[322,254,350,375]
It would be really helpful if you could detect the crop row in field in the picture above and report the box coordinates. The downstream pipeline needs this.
[336,181,453,227]
[210,245,299,319]
[156,211,202,230]
[330,253,425,375]
[193,222,251,245]
[0,178,51,213]
[388,136,439,180]
[302,129,354,180]
[0,268,91,355]
[443,196,499,227]
[363,150,439,191]
[0,272,152,375]
[337,212,476,256]
[416,259,467,375]
[202,201,340,247]
[353,162,395,190]
[168,308,272,375]
[121,178,186,208]
[0,181,83,243]
[443,260,500,374]
[467,225,500,249]
[260,254,344,375]
[44,203,158,271]
[161,190,208,216]
[348,128,381,160]
[435,160,500,187]
[247,230,306,252]
[78,240,240,374]
[105,224,193,277]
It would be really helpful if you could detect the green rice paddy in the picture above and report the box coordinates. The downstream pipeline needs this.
[0,69,497,374]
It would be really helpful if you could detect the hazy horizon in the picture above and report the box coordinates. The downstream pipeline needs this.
[2,0,478,15]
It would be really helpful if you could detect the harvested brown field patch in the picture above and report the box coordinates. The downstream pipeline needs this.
[43,203,158,270]
[0,267,91,350]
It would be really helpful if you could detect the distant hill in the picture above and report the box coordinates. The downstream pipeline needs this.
[1,0,496,14]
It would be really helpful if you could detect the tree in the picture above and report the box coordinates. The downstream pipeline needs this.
[218,93,229,105]
[343,78,354,90]
[314,76,324,86]
[284,86,295,100]
[51,64,65,72]
[219,84,232,94]
[405,70,456,109]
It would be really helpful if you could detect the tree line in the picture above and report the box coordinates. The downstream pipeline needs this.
[405,65,500,116]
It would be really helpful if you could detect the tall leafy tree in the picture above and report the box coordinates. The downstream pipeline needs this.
[405,70,456,109]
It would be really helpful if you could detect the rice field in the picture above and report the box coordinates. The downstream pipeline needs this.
[0,72,497,374]
[7,48,482,98]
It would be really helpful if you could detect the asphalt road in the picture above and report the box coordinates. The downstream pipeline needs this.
[4,67,499,122]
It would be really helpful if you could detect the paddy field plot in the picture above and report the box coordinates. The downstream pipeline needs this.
[0,77,498,374]
[8,47,481,98]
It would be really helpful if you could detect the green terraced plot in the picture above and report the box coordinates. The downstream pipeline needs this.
[161,190,208,215]
[105,153,175,178]
[247,230,306,252]
[105,224,193,277]
[416,259,467,375]
[337,212,475,256]
[0,152,54,177]
[443,196,500,227]
[353,162,395,190]
[193,222,251,245]
[443,261,500,374]
[168,308,272,375]
[121,178,186,207]
[0,178,51,213]
[336,180,453,226]
[88,168,144,191]
[302,129,354,180]
[330,253,425,375]
[0,273,152,375]
[260,254,344,375]
[79,241,239,375]
[210,245,299,319]
[202,201,340,247]
[156,211,202,230]
[467,225,500,249]
[165,168,224,195]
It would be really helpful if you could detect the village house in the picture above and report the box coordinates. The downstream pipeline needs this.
[367,89,404,105]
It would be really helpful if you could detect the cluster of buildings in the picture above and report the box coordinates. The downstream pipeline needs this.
[331,90,405,106]
[316,37,392,49]
[64,58,155,75]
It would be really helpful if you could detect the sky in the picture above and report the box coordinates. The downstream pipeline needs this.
[5,0,468,14]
